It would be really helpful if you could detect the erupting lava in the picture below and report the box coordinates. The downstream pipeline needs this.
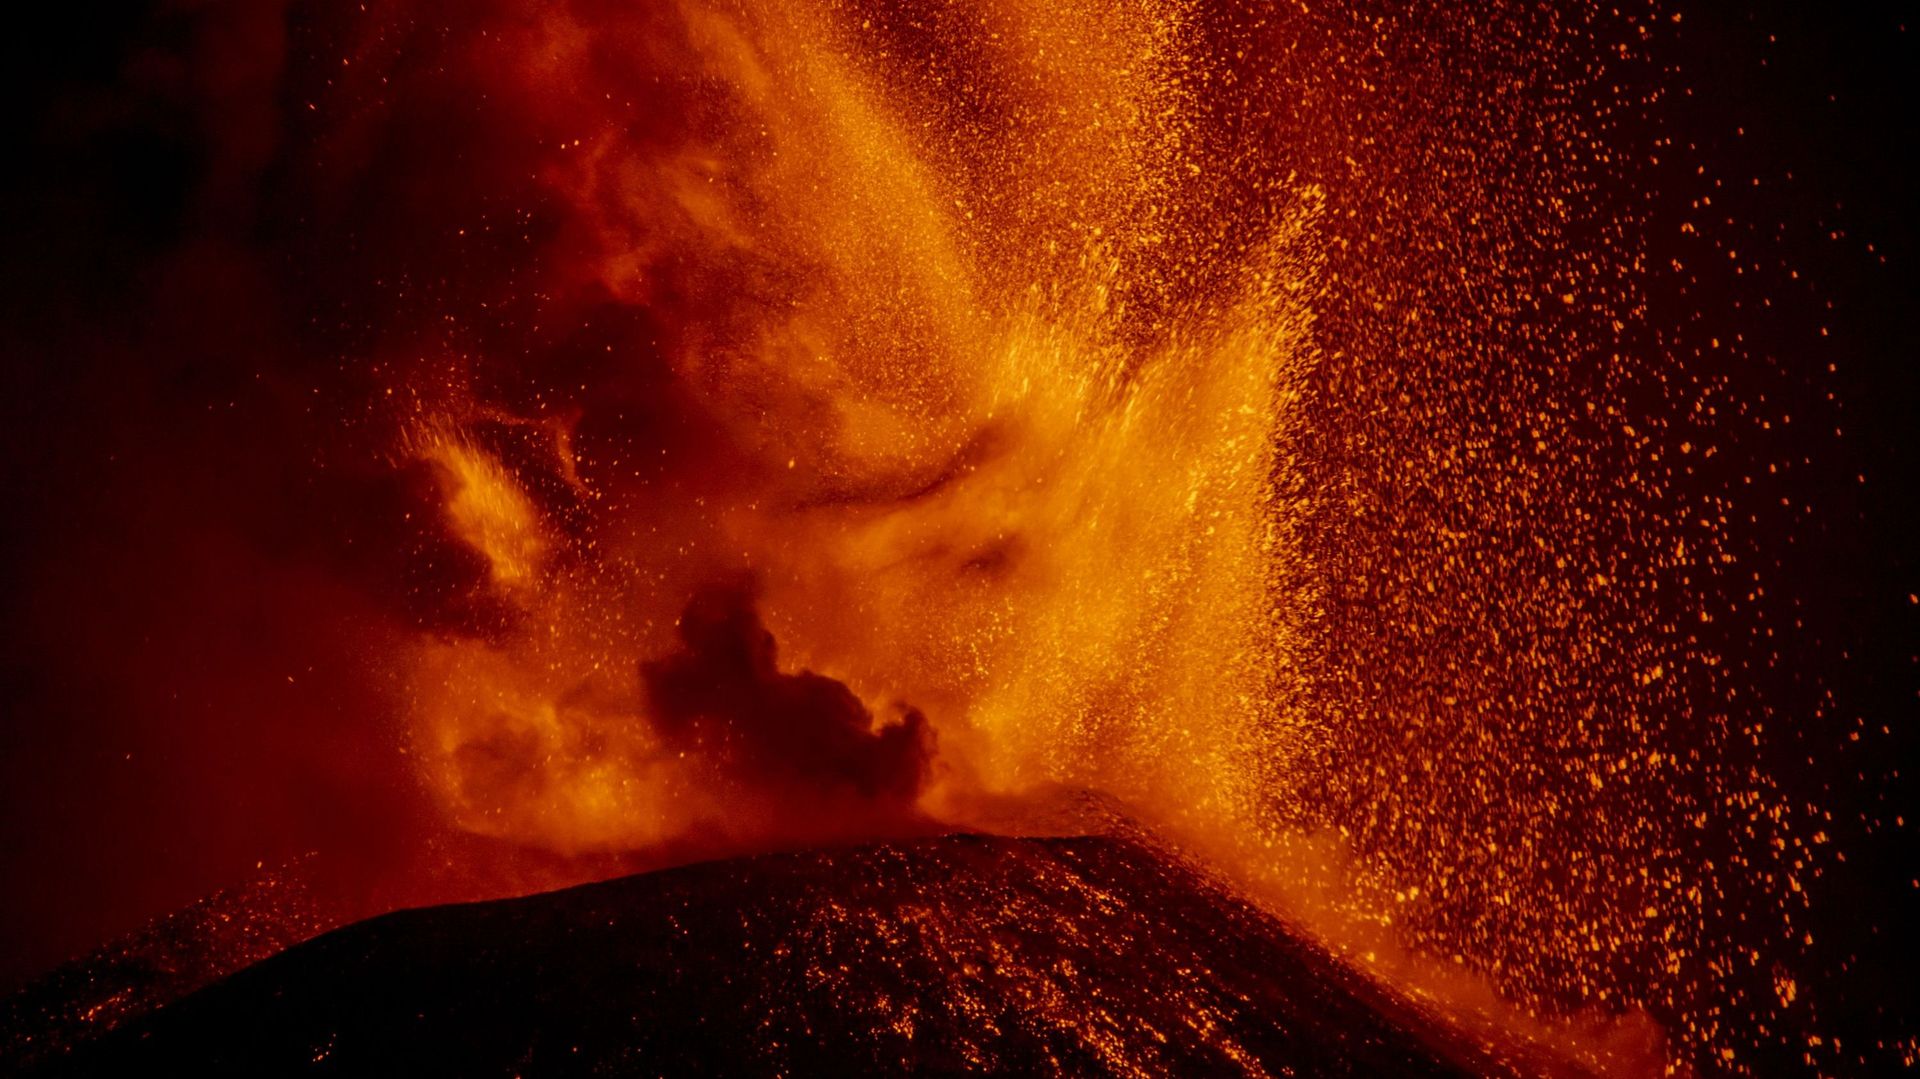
[2,0,1910,1075]
[352,0,1817,1069]
[390,0,1322,866]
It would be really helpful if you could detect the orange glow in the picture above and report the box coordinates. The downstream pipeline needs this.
[420,433,552,594]
[6,0,1907,1073]
[325,0,1849,1072]
[397,0,1330,866]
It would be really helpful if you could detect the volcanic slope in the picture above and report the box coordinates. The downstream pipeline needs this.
[53,834,1496,1076]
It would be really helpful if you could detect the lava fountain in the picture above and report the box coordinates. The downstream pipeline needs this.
[358,0,1810,1070]
[2,0,1906,1075]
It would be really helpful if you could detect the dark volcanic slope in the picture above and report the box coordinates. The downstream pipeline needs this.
[54,835,1475,1077]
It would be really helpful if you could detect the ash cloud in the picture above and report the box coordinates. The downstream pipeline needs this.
[645,582,932,812]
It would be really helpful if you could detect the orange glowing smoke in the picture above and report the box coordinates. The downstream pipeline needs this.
[278,0,1849,1071]
[393,0,1324,859]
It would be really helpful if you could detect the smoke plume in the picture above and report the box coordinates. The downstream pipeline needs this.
[646,581,932,815]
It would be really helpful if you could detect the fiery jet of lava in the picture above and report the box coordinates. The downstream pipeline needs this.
[239,0,1832,1071]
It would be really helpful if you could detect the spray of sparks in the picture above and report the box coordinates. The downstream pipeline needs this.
[239,0,1877,1072]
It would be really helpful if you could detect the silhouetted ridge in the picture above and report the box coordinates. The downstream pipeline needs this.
[53,835,1480,1077]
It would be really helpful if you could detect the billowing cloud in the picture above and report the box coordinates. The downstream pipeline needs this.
[646,580,932,810]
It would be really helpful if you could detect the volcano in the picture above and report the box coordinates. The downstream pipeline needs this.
[20,834,1520,1077]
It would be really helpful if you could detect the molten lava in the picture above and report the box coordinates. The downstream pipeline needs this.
[388,0,1323,873]
[344,0,1856,1071]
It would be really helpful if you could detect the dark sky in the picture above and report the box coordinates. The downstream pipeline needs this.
[1633,4,1918,1064]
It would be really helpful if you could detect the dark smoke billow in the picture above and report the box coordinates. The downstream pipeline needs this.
[646,582,933,812]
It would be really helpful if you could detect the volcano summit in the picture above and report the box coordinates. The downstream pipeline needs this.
[30,834,1518,1077]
